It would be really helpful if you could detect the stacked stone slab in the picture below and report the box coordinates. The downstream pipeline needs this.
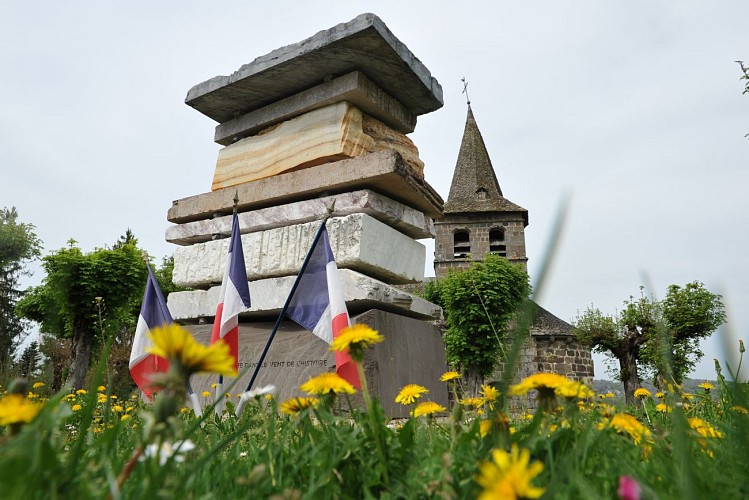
[166,13,448,417]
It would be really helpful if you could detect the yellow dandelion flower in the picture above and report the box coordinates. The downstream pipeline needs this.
[655,391,665,399]
[113,405,124,412]
[412,401,446,417]
[460,397,484,408]
[121,414,132,421]
[32,382,45,390]
[556,381,594,399]
[201,391,211,397]
[634,388,651,399]
[598,404,616,418]
[479,420,492,438]
[65,394,76,401]
[110,395,118,400]
[71,404,82,412]
[481,384,500,401]
[688,417,723,439]
[476,445,545,500]
[605,392,614,399]
[329,324,383,355]
[698,382,715,391]
[655,403,672,413]
[300,372,356,395]
[97,394,107,403]
[179,407,190,414]
[682,393,695,402]
[27,392,37,399]
[280,397,319,415]
[395,384,429,405]
[148,324,237,377]
[439,371,461,382]
[0,394,43,426]
[599,413,651,445]
[509,373,573,396]
[97,386,106,392]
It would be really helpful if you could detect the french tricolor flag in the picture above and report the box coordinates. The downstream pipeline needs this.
[129,263,171,399]
[210,212,252,372]
[287,226,361,389]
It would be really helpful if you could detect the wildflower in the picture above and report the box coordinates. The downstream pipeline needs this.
[148,324,237,377]
[698,382,715,392]
[618,476,641,500]
[740,339,745,354]
[300,372,356,395]
[395,384,429,405]
[599,413,651,445]
[76,389,87,396]
[279,397,319,415]
[97,386,106,392]
[0,394,43,426]
[682,393,695,402]
[688,417,723,439]
[479,420,492,438]
[480,384,500,409]
[32,382,45,390]
[201,391,210,397]
[72,404,82,412]
[121,414,131,421]
[329,324,383,361]
[475,445,544,500]
[412,401,446,417]
[605,392,614,399]
[141,440,196,466]
[634,388,651,399]
[460,397,484,408]
[654,391,665,399]
[97,394,108,403]
[211,383,218,389]
[556,380,594,399]
[235,385,277,416]
[509,373,573,396]
[64,394,76,402]
[439,371,461,382]
[655,403,672,413]
[113,405,124,412]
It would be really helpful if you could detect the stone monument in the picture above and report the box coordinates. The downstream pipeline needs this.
[166,13,449,417]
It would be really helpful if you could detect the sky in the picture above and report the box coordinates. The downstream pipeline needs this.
[1,2,747,381]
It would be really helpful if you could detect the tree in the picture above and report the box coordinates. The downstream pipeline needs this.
[425,254,530,394]
[16,237,147,389]
[16,341,41,378]
[574,282,725,404]
[0,207,42,370]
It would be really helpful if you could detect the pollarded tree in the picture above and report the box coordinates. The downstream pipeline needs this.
[575,282,725,404]
[425,253,530,395]
[0,207,42,369]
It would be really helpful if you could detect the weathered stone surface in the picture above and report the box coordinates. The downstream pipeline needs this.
[214,71,416,145]
[186,309,448,418]
[211,102,423,190]
[172,214,425,287]
[165,189,434,245]
[167,269,442,321]
[186,13,443,122]
[168,150,444,223]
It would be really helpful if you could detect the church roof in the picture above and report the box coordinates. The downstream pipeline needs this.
[444,105,528,219]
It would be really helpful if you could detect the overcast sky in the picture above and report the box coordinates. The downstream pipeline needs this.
[2,2,747,381]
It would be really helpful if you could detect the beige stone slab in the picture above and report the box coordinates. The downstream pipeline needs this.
[172,213,425,287]
[168,150,444,224]
[211,102,423,190]
[165,189,434,245]
[214,71,416,145]
[167,268,442,322]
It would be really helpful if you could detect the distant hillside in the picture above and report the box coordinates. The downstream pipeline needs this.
[592,378,716,399]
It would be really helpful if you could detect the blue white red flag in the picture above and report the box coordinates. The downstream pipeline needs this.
[287,226,361,389]
[129,263,171,400]
[210,213,251,371]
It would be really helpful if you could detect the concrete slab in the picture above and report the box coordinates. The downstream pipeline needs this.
[167,268,442,322]
[214,71,416,145]
[185,309,448,418]
[172,213,425,287]
[165,190,434,245]
[168,150,444,223]
[185,13,443,122]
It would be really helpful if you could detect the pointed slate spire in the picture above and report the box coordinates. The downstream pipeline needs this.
[444,104,527,220]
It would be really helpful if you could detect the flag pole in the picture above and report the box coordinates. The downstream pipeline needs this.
[243,205,334,394]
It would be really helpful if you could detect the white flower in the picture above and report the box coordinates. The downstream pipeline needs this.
[235,385,277,417]
[141,440,195,466]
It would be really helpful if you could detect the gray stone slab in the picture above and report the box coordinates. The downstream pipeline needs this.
[214,72,416,145]
[167,268,442,322]
[167,150,444,223]
[166,189,434,245]
[185,309,448,418]
[185,13,443,122]
[172,213,426,287]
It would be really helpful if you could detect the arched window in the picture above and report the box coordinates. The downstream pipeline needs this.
[489,227,506,257]
[453,229,470,258]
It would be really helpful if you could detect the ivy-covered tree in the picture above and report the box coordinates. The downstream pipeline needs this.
[425,254,530,394]
[0,207,42,370]
[574,282,725,404]
[16,238,147,389]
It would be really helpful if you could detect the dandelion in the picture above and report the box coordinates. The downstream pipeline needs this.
[97,394,108,404]
[439,371,461,382]
[32,382,45,390]
[395,384,429,405]
[97,386,106,392]
[475,445,544,500]
[201,391,211,397]
[698,382,715,392]
[76,389,87,396]
[72,404,82,412]
[0,394,43,426]
[655,403,672,413]
[329,324,383,361]
[480,420,492,438]
[148,324,237,377]
[140,440,196,466]
[279,397,318,415]
[121,414,131,421]
[300,372,356,395]
[556,381,594,399]
[599,413,651,445]
[688,417,723,439]
[480,384,500,410]
[634,388,651,399]
[654,391,665,399]
[460,397,485,408]
[412,401,446,417]
[113,405,124,412]
[509,373,573,396]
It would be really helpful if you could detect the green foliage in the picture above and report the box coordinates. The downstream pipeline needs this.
[16,341,40,378]
[428,254,530,379]
[0,207,41,370]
